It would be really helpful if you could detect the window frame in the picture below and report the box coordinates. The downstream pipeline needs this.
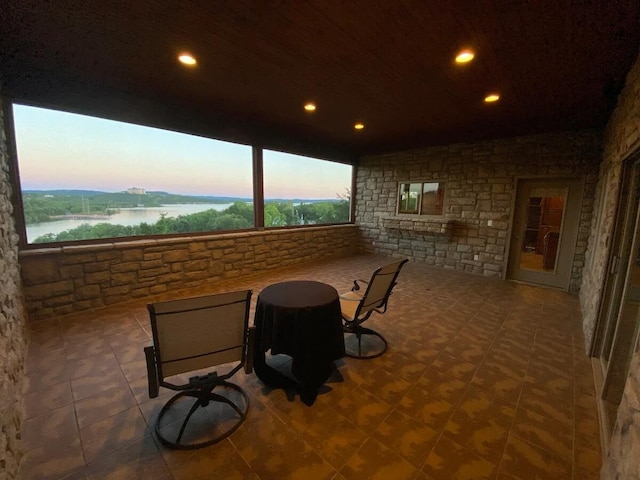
[262,149,353,228]
[396,180,446,217]
[6,101,355,249]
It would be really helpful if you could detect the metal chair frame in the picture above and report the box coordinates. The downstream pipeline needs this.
[340,258,408,359]
[144,289,254,450]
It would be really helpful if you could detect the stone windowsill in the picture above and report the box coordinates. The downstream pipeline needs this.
[381,216,452,236]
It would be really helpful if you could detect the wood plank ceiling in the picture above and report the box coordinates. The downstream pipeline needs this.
[1,0,638,160]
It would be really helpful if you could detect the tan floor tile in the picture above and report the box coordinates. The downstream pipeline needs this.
[486,342,532,367]
[85,434,171,480]
[422,435,498,480]
[110,341,146,365]
[128,374,152,404]
[28,329,65,353]
[518,386,574,427]
[57,467,89,479]
[396,337,442,365]
[247,437,336,480]
[65,335,114,361]
[360,365,412,404]
[21,433,85,480]
[301,409,368,470]
[416,368,468,404]
[443,341,490,364]
[512,406,573,459]
[26,347,67,375]
[107,326,151,349]
[66,352,121,380]
[373,409,439,468]
[528,355,573,379]
[471,364,524,405]
[341,437,417,480]
[430,352,477,383]
[443,386,516,462]
[333,386,393,433]
[573,467,601,480]
[101,316,142,338]
[25,380,74,419]
[575,412,602,453]
[22,404,79,451]
[80,406,150,463]
[24,359,70,394]
[166,438,253,480]
[75,384,138,429]
[397,385,456,431]
[500,434,572,480]
[267,389,329,434]
[118,357,148,383]
[575,383,599,412]
[524,366,574,402]
[70,367,129,402]
[374,349,429,383]
[230,404,298,469]
[575,447,602,473]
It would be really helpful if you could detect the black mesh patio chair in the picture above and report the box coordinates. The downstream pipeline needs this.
[144,289,254,449]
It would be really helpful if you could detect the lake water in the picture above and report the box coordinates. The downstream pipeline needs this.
[26,203,233,242]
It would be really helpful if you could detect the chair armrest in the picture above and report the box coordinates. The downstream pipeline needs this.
[144,346,160,399]
[244,326,256,375]
[352,279,369,291]
[339,293,362,302]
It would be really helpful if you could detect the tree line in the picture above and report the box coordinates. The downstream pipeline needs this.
[22,190,235,223]
[32,200,350,243]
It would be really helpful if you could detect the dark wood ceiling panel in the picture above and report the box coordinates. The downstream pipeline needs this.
[1,0,638,158]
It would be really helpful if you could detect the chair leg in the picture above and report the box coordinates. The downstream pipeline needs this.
[155,381,249,450]
[343,323,388,359]
[174,393,202,445]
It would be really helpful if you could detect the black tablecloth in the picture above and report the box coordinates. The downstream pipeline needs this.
[253,280,345,405]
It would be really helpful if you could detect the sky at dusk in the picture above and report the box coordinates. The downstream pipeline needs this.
[12,104,352,200]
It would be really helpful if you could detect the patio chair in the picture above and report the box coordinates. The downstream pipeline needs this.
[144,289,254,449]
[340,258,408,359]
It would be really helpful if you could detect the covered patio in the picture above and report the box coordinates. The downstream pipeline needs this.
[1,2,640,479]
[23,253,599,479]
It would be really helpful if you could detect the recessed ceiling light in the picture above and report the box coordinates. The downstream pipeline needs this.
[455,49,475,64]
[178,53,197,66]
[484,93,500,103]
[304,103,316,112]
[354,122,365,130]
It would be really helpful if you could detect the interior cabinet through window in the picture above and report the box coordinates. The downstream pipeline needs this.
[398,182,445,216]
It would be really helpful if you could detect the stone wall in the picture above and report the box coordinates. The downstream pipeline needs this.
[20,225,359,321]
[584,51,640,479]
[0,92,28,478]
[356,131,602,292]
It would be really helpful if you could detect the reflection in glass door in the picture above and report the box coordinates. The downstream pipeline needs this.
[520,192,565,273]
[507,178,583,290]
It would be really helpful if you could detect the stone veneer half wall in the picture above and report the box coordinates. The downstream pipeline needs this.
[580,51,640,479]
[0,91,28,478]
[355,130,602,292]
[19,225,359,321]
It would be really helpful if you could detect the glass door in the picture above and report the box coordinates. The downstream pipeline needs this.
[507,178,583,289]
[592,158,640,434]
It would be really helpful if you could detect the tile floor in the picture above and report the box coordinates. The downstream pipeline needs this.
[21,253,602,479]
